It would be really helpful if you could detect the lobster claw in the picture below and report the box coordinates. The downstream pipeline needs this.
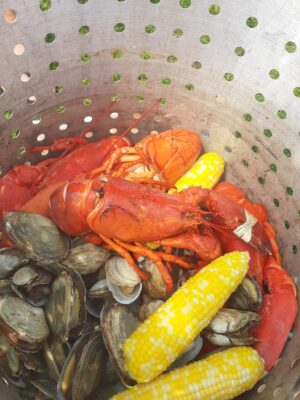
[233,209,272,255]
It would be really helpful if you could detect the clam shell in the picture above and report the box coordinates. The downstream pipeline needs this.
[86,298,105,318]
[101,302,139,383]
[105,256,142,304]
[30,379,57,400]
[228,276,263,311]
[21,352,45,373]
[62,244,110,275]
[0,278,13,295]
[45,267,86,343]
[206,308,261,334]
[203,332,257,346]
[105,256,141,288]
[87,279,110,299]
[0,296,49,353]
[43,341,68,382]
[12,266,52,306]
[57,330,105,400]
[106,279,142,305]
[0,248,29,278]
[12,266,39,287]
[140,258,167,299]
[0,331,21,379]
[86,280,109,317]
[138,300,164,321]
[103,357,122,384]
[3,211,70,264]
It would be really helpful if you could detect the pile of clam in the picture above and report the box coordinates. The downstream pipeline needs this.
[0,212,262,400]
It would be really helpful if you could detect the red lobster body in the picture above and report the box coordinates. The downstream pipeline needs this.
[20,136,131,219]
[49,176,270,259]
[0,163,48,222]
[35,136,131,191]
[133,129,202,186]
[253,256,297,371]
[50,176,205,240]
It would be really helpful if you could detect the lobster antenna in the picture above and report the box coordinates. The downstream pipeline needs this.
[78,97,120,139]
[58,97,120,158]
[89,98,160,172]
[27,97,119,154]
[116,98,160,142]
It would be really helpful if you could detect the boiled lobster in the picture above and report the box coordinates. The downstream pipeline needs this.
[0,160,52,223]
[90,129,202,188]
[49,176,272,292]
[21,136,131,218]
[252,256,297,371]
[21,128,202,221]
[215,181,280,264]
[213,182,297,371]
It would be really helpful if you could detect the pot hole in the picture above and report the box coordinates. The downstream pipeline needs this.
[21,72,31,82]
[4,9,17,23]
[59,123,68,131]
[83,116,93,123]
[14,44,25,55]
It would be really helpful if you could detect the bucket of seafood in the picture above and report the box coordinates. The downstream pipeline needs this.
[0,1,299,399]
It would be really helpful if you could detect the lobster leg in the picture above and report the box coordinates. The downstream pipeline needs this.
[99,235,149,281]
[113,240,174,293]
[217,231,267,287]
[154,227,222,261]
[252,256,298,371]
[155,252,193,270]
[28,137,87,154]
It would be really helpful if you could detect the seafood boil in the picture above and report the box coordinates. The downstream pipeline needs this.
[0,104,297,400]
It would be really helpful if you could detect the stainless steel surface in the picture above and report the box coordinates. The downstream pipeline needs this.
[0,0,299,398]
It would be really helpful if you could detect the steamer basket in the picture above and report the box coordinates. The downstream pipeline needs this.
[0,0,300,399]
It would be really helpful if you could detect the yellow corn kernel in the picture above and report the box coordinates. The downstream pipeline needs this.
[111,346,264,400]
[174,152,225,192]
[123,251,249,383]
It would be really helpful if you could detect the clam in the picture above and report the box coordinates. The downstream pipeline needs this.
[138,299,164,321]
[21,352,45,373]
[3,211,69,264]
[62,244,110,275]
[0,248,29,278]
[0,331,22,380]
[43,341,68,381]
[57,330,106,400]
[86,279,110,318]
[12,266,52,307]
[45,267,86,343]
[140,258,167,299]
[102,357,122,384]
[101,302,140,383]
[106,257,142,305]
[0,277,13,295]
[87,279,110,299]
[0,296,49,353]
[203,308,261,346]
[228,276,263,311]
[30,380,57,400]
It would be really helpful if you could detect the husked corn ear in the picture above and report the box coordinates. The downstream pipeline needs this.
[174,152,225,192]
[123,251,249,383]
[111,346,264,400]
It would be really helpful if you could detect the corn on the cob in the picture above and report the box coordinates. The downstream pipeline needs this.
[123,251,249,383]
[174,152,225,192]
[111,346,264,400]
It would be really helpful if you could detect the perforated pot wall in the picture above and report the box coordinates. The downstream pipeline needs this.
[0,1,300,399]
